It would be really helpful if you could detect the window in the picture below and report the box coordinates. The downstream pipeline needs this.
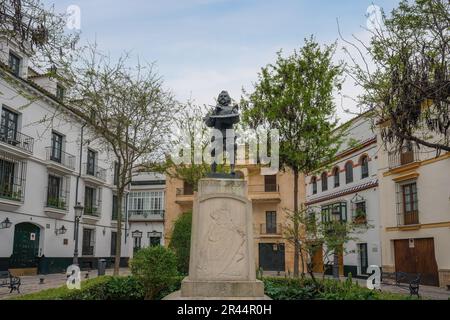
[311,177,317,195]
[82,228,95,256]
[133,236,142,253]
[183,181,193,195]
[361,156,369,179]
[47,175,62,208]
[0,158,16,200]
[400,142,414,165]
[345,162,353,184]
[402,182,418,225]
[112,195,118,220]
[353,201,367,224]
[113,161,119,186]
[266,211,277,234]
[84,186,99,216]
[150,236,161,246]
[321,202,347,223]
[56,84,65,101]
[87,149,97,176]
[8,52,21,76]
[1,107,18,141]
[264,175,277,192]
[110,231,117,256]
[129,191,164,216]
[321,172,328,191]
[333,167,340,188]
[50,131,63,163]
[358,243,368,274]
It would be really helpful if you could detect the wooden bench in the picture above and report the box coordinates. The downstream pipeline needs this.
[382,271,421,297]
[0,271,21,293]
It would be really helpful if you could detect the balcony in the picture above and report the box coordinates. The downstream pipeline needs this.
[175,188,194,205]
[0,181,24,208]
[388,145,420,170]
[82,163,107,185]
[260,223,283,236]
[128,209,165,221]
[44,189,69,216]
[0,127,34,157]
[45,147,75,173]
[248,184,281,203]
[397,211,420,229]
[83,200,102,222]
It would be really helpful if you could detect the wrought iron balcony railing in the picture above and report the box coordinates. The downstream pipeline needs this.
[388,145,420,169]
[82,163,106,182]
[45,147,76,170]
[84,200,102,217]
[0,181,24,202]
[128,209,165,220]
[260,223,283,235]
[46,189,70,211]
[0,126,34,153]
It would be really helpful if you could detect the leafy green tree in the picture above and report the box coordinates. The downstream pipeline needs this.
[344,0,450,153]
[242,37,345,277]
[130,246,178,300]
[169,211,192,275]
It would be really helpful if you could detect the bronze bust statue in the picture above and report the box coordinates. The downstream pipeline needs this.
[204,91,240,175]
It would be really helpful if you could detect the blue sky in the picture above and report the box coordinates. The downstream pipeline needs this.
[44,0,399,123]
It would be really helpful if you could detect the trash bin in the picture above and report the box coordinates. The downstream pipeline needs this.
[98,259,106,276]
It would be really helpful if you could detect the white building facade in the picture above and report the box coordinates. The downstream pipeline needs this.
[305,115,381,278]
[127,172,165,257]
[0,39,130,275]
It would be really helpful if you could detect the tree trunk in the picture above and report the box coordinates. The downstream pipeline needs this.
[293,168,300,278]
[114,189,123,276]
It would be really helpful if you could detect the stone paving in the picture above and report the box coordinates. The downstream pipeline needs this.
[263,271,450,300]
[2,269,449,300]
[0,268,131,300]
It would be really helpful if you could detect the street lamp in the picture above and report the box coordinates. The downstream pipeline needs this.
[0,218,12,229]
[73,203,84,265]
[55,225,67,235]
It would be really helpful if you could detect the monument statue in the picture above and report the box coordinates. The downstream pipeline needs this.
[204,90,240,175]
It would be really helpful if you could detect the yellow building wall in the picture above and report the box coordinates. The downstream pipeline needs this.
[164,166,306,274]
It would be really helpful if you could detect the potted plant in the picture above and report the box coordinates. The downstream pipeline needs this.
[353,209,367,224]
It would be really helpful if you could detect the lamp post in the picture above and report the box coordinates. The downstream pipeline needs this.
[73,203,84,265]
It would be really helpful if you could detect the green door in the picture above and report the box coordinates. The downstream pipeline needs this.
[10,223,40,269]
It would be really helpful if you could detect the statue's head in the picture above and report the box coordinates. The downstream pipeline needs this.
[217,90,231,106]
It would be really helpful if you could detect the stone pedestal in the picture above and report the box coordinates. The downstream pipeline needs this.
[165,178,267,300]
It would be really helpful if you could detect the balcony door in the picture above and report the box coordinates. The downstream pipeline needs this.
[1,107,18,142]
[51,131,63,163]
[266,211,277,234]
[87,149,96,176]
[0,158,15,198]
[47,175,61,207]
[402,182,418,225]
[264,175,277,192]
[82,228,95,256]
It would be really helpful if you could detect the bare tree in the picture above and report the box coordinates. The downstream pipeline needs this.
[341,0,449,153]
[65,46,176,275]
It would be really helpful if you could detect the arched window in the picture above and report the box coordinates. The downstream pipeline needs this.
[333,167,340,188]
[311,177,317,195]
[321,172,328,191]
[360,155,369,179]
[345,162,353,184]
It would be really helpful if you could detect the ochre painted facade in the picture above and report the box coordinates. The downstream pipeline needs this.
[164,166,306,274]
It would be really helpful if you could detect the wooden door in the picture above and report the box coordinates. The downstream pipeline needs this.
[10,223,40,269]
[394,238,439,286]
[259,243,285,272]
[310,244,323,273]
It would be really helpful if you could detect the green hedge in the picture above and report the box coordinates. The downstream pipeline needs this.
[263,277,419,300]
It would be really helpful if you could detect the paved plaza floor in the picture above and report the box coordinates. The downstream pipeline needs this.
[0,268,131,300]
[2,269,449,300]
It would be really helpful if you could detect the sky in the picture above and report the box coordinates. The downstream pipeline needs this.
[44,0,399,123]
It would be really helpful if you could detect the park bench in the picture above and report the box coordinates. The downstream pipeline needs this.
[382,271,421,297]
[0,271,21,293]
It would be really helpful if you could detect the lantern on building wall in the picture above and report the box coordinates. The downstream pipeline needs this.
[0,218,12,229]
